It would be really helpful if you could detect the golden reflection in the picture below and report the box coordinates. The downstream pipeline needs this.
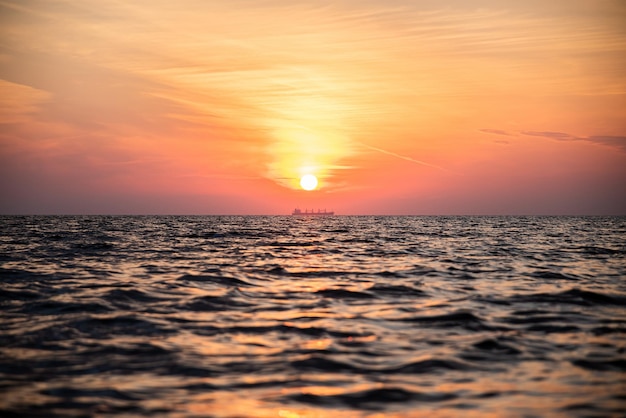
[278,410,300,418]
[300,338,332,350]
[182,388,506,418]
[165,332,282,357]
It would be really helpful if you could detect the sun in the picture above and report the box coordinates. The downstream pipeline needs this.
[300,174,318,191]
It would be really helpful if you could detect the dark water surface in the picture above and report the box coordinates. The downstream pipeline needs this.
[1,216,625,417]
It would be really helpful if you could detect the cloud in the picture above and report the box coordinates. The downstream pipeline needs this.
[480,129,626,152]
[587,136,626,152]
[521,131,577,141]
[521,130,626,151]
[0,80,49,124]
[479,128,513,136]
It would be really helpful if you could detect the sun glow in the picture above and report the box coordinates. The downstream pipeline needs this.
[300,174,318,191]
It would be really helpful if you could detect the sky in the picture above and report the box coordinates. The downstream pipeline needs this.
[1,0,625,215]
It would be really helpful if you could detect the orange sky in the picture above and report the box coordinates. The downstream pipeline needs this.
[1,0,625,214]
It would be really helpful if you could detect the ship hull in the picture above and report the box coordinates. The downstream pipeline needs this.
[292,209,334,216]
[292,212,334,216]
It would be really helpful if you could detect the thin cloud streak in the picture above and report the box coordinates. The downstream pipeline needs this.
[480,129,626,153]
[480,129,513,136]
[521,131,626,152]
[359,142,457,174]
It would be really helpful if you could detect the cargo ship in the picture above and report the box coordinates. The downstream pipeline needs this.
[292,208,334,216]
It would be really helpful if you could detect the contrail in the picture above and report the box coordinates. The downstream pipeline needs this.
[359,142,456,174]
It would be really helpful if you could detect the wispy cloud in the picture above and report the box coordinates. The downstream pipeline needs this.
[522,131,626,152]
[481,128,626,152]
[0,80,49,124]
[521,131,577,141]
[479,129,513,136]
[587,136,626,152]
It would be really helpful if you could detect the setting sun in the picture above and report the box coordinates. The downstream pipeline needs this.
[300,174,318,191]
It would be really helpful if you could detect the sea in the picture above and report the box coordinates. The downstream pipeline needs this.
[0,215,625,417]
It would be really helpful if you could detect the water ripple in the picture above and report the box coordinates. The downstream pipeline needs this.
[0,215,625,417]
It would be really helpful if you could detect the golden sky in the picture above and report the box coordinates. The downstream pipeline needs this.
[1,0,625,214]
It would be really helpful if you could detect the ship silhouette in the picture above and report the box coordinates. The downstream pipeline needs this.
[292,208,334,216]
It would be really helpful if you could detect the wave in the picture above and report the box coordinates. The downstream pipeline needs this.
[283,387,458,409]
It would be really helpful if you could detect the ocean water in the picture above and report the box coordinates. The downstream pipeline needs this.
[1,215,625,417]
